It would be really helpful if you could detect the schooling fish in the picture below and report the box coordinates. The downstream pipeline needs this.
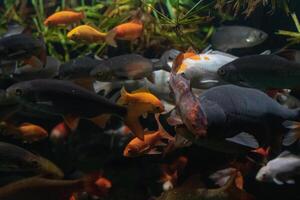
[217,54,300,90]
[90,50,177,82]
[0,142,63,178]
[174,49,237,89]
[256,151,300,185]
[0,173,102,200]
[116,87,164,140]
[0,122,48,143]
[168,71,207,137]
[123,114,173,156]
[211,25,267,52]
[0,34,45,62]
[6,79,127,130]
[44,10,84,26]
[67,25,114,46]
[106,19,143,47]
[198,84,300,149]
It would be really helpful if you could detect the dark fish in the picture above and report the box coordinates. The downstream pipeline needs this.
[275,49,300,63]
[0,34,45,62]
[6,79,127,119]
[218,55,300,90]
[0,142,63,178]
[199,85,300,149]
[90,50,179,81]
[0,173,100,200]
[59,56,103,80]
[211,26,267,52]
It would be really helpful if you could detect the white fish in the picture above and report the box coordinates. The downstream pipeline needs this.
[256,151,300,185]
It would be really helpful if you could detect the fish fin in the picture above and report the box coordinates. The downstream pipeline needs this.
[282,120,300,146]
[146,73,155,84]
[167,110,183,126]
[226,132,259,148]
[273,178,284,185]
[3,22,25,37]
[171,52,185,73]
[278,151,291,157]
[260,50,271,55]
[199,79,219,88]
[275,49,296,61]
[117,87,129,105]
[187,47,197,54]
[154,49,181,72]
[90,114,111,129]
[63,114,80,131]
[131,87,150,94]
[154,140,168,147]
[286,179,295,184]
[126,119,145,140]
[105,30,117,47]
[83,172,106,197]
[147,148,161,155]
[209,168,237,187]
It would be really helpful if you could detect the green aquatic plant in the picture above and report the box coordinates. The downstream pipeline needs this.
[277,12,300,46]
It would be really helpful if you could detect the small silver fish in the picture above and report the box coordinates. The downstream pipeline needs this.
[211,26,268,52]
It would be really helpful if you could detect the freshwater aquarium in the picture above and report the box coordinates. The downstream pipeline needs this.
[0,0,300,199]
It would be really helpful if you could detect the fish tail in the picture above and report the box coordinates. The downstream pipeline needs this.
[105,30,117,47]
[282,120,300,146]
[117,87,129,105]
[154,49,181,72]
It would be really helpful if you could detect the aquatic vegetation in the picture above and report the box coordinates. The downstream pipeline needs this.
[277,12,300,45]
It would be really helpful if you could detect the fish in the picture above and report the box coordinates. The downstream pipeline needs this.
[0,173,102,200]
[90,49,178,82]
[168,71,208,137]
[0,142,63,178]
[94,177,112,196]
[173,49,237,89]
[44,10,85,26]
[209,168,243,190]
[123,114,173,157]
[0,122,48,143]
[6,79,127,130]
[217,54,300,90]
[157,172,255,200]
[67,25,114,46]
[160,156,188,191]
[106,19,143,47]
[211,25,267,52]
[198,84,300,150]
[59,56,103,80]
[0,34,45,63]
[50,122,71,142]
[117,88,164,140]
[256,151,300,185]
[13,56,60,81]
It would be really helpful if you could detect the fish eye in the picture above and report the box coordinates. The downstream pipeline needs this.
[218,68,226,76]
[15,88,23,96]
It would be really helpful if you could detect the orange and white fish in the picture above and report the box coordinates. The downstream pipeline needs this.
[160,156,188,191]
[50,122,71,141]
[172,48,237,89]
[44,10,84,26]
[1,122,48,143]
[117,87,164,140]
[95,177,112,196]
[123,114,173,157]
[106,19,143,47]
[67,25,114,46]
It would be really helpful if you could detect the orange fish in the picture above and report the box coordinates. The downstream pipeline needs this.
[117,87,164,140]
[123,114,173,157]
[1,122,48,143]
[160,156,188,190]
[95,177,112,196]
[44,11,84,26]
[50,122,71,141]
[172,47,198,74]
[106,19,143,47]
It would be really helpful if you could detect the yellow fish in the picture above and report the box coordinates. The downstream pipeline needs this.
[118,87,164,140]
[67,25,114,46]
